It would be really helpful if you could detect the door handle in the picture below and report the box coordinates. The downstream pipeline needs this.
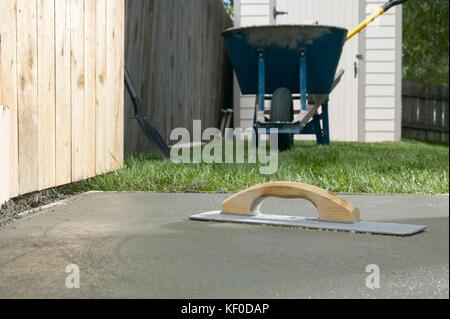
[354,54,363,78]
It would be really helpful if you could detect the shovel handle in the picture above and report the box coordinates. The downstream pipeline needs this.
[222,182,360,222]
[347,0,408,40]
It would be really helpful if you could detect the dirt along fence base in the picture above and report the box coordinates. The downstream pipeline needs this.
[402,82,449,143]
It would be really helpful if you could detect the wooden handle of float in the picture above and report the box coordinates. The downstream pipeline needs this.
[222,182,360,222]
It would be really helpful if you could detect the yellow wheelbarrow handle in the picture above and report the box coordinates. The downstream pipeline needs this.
[347,0,408,41]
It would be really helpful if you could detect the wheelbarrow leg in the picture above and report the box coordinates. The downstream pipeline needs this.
[310,100,330,145]
[299,69,344,145]
[320,101,330,145]
[252,94,260,148]
[253,51,265,148]
[253,127,259,148]
[257,51,265,116]
[299,96,329,145]
[312,114,323,145]
[299,51,308,112]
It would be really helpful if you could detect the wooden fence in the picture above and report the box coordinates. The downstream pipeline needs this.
[0,0,125,199]
[124,0,233,153]
[402,82,449,142]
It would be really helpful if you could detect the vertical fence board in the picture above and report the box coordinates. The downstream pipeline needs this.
[0,106,10,205]
[123,0,142,153]
[444,92,449,141]
[435,87,443,129]
[0,0,19,197]
[136,0,154,152]
[105,0,117,169]
[95,0,107,174]
[71,0,85,181]
[17,0,39,194]
[424,85,434,140]
[84,0,96,177]
[55,0,72,186]
[38,0,56,189]
[114,0,125,169]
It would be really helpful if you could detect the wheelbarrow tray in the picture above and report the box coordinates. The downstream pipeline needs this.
[223,25,348,95]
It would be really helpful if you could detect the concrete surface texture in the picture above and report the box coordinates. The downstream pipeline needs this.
[0,192,448,299]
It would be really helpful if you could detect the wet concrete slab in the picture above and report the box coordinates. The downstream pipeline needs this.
[0,192,448,299]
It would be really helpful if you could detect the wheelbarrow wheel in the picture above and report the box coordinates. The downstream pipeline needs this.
[270,87,294,151]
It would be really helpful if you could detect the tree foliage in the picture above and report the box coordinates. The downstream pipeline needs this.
[223,0,234,18]
[403,0,449,86]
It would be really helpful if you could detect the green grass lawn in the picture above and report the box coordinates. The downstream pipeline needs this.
[64,139,449,194]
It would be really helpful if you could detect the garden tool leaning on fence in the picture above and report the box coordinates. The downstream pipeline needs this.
[124,67,171,160]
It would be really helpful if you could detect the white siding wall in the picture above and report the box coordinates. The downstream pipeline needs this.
[275,0,362,142]
[364,0,402,142]
[240,0,271,26]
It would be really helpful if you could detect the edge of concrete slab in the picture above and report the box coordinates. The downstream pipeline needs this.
[0,196,74,228]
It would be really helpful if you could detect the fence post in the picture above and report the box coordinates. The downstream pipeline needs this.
[0,105,10,205]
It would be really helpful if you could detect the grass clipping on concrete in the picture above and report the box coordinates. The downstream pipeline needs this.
[66,140,449,194]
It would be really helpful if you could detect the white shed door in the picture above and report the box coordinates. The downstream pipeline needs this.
[275,0,363,141]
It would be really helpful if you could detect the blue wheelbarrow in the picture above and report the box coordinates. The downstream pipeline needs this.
[222,0,407,150]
